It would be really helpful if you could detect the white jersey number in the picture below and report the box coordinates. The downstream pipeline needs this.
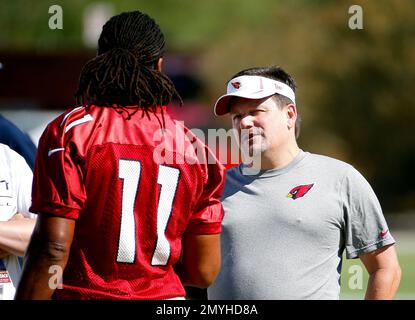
[117,159,180,265]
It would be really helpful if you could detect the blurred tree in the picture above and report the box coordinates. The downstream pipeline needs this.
[200,0,415,214]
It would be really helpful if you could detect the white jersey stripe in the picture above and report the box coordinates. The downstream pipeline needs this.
[64,114,93,133]
[48,148,65,157]
[60,106,84,127]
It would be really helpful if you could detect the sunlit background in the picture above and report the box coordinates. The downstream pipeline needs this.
[1,0,414,299]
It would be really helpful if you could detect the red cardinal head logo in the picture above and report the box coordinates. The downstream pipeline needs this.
[231,81,241,89]
[287,184,314,200]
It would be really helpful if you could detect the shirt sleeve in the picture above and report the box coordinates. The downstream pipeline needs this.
[30,118,86,220]
[185,146,226,235]
[13,152,35,219]
[342,166,395,259]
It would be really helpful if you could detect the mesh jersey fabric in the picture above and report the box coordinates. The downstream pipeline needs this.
[31,105,225,299]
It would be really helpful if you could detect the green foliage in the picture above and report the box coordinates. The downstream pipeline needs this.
[0,0,278,51]
[200,0,415,213]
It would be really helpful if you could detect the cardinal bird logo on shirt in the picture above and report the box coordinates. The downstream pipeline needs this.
[231,81,241,89]
[287,184,314,200]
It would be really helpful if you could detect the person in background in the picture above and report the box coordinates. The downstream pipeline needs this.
[0,143,35,299]
[0,114,37,171]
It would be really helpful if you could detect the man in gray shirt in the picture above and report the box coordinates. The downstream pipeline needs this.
[207,66,401,300]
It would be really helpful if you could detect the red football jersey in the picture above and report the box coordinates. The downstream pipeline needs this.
[31,105,225,299]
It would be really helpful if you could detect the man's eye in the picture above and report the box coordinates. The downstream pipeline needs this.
[250,110,262,115]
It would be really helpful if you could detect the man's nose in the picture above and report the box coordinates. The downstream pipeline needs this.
[239,115,254,129]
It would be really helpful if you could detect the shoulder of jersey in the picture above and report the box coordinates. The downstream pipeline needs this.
[53,106,95,135]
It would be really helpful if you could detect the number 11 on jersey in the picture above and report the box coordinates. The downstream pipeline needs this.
[117,159,180,265]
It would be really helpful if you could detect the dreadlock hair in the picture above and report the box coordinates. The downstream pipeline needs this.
[75,11,182,119]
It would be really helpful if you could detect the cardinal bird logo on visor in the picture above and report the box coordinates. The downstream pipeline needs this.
[287,184,314,200]
[231,81,241,89]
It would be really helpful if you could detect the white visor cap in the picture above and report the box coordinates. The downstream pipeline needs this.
[214,75,296,116]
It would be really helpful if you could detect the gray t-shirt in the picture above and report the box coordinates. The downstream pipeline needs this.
[208,150,395,300]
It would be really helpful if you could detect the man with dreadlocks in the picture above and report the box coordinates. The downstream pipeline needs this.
[15,11,225,300]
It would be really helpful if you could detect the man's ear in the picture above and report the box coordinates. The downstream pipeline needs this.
[286,104,297,130]
[156,57,163,71]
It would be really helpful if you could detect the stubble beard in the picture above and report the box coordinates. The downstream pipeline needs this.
[239,128,269,161]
